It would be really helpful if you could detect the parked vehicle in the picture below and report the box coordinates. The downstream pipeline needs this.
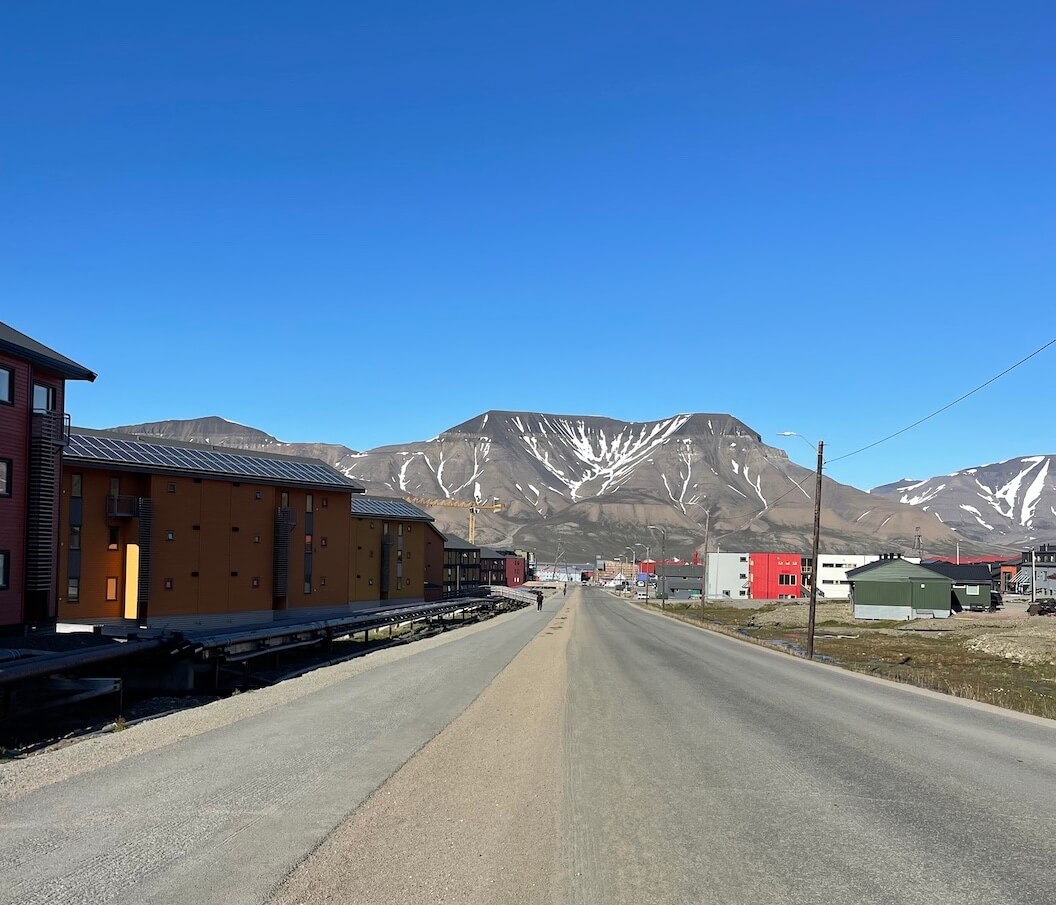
[635,591,647,600]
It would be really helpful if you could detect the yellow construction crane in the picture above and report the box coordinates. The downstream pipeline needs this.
[404,496,507,543]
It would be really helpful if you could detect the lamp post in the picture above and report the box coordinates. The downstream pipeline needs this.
[777,432,824,660]
[648,525,667,608]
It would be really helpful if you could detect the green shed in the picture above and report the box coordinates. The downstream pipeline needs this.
[846,558,953,620]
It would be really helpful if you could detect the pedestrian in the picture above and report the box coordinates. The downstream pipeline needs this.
[536,590,544,611]
[563,583,567,596]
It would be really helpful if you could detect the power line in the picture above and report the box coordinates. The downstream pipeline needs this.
[827,337,1056,466]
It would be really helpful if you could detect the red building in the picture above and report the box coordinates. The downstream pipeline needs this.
[0,322,96,629]
[749,552,803,600]
[479,547,527,587]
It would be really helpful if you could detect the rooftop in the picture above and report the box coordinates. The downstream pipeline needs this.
[66,428,361,492]
[350,496,434,521]
[0,320,96,382]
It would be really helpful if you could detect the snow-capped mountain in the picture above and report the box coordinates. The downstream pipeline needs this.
[343,410,980,560]
[872,455,1056,548]
[110,410,993,561]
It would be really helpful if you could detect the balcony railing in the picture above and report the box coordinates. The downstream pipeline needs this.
[107,495,141,518]
[30,410,72,447]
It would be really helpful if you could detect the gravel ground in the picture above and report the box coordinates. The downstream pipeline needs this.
[0,605,531,804]
[269,602,573,905]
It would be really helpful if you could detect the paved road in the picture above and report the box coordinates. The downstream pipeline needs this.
[3,586,1055,904]
[560,588,1056,904]
[0,598,565,905]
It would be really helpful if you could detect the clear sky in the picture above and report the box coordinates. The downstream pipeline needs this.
[3,2,1053,489]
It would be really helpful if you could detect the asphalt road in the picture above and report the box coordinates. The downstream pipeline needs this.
[0,599,565,905]
[561,588,1056,904]
[3,586,1054,904]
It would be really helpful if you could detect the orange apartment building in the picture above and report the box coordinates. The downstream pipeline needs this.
[57,429,443,629]
[348,495,438,602]
[58,429,363,629]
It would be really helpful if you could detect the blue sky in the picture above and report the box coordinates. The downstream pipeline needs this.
[3,2,1053,489]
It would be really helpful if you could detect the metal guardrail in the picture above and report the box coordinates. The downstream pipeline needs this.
[187,591,527,664]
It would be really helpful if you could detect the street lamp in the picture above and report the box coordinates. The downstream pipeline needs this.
[647,525,667,608]
[777,432,825,660]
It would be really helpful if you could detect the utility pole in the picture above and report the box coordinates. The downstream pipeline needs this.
[648,525,667,609]
[1031,546,1037,605]
[700,509,711,623]
[806,440,824,661]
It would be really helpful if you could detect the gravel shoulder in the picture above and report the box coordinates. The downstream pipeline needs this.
[0,604,532,804]
[269,599,574,905]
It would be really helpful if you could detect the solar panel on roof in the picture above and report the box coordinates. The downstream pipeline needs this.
[350,496,432,520]
[66,433,357,489]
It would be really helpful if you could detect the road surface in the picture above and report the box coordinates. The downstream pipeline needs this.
[2,586,1054,904]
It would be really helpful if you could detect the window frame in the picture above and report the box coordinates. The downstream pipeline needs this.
[0,365,13,405]
[0,458,11,497]
[0,550,9,590]
[32,382,56,413]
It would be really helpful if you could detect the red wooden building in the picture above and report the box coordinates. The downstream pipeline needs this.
[0,322,95,629]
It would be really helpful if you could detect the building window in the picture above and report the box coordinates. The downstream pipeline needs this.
[106,577,118,601]
[254,534,261,544]
[108,527,119,550]
[320,537,327,548]
[166,531,174,542]
[252,577,260,588]
[281,492,289,508]
[0,365,12,405]
[306,494,314,513]
[71,474,82,498]
[109,477,120,497]
[32,382,56,412]
[164,578,174,590]
[70,525,81,550]
[167,482,176,494]
[304,580,312,594]
[0,551,9,589]
[368,578,374,586]
[0,459,10,497]
[67,576,79,601]
[778,574,797,586]
[321,497,328,508]
[320,576,327,587]
[739,573,747,579]
[255,491,262,500]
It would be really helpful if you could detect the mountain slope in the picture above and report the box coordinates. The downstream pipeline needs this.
[111,416,363,473]
[343,410,983,561]
[109,411,998,561]
[872,455,1056,548]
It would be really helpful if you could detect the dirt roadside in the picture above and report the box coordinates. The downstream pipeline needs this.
[269,602,574,905]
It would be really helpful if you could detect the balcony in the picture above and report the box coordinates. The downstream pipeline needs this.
[107,495,141,518]
[30,410,72,447]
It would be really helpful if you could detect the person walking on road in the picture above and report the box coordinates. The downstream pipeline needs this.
[536,590,544,611]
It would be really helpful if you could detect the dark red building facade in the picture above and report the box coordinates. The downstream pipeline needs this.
[0,322,95,629]
[479,547,527,587]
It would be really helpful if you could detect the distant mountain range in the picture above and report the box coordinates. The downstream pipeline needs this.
[871,455,1055,549]
[107,412,1007,562]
